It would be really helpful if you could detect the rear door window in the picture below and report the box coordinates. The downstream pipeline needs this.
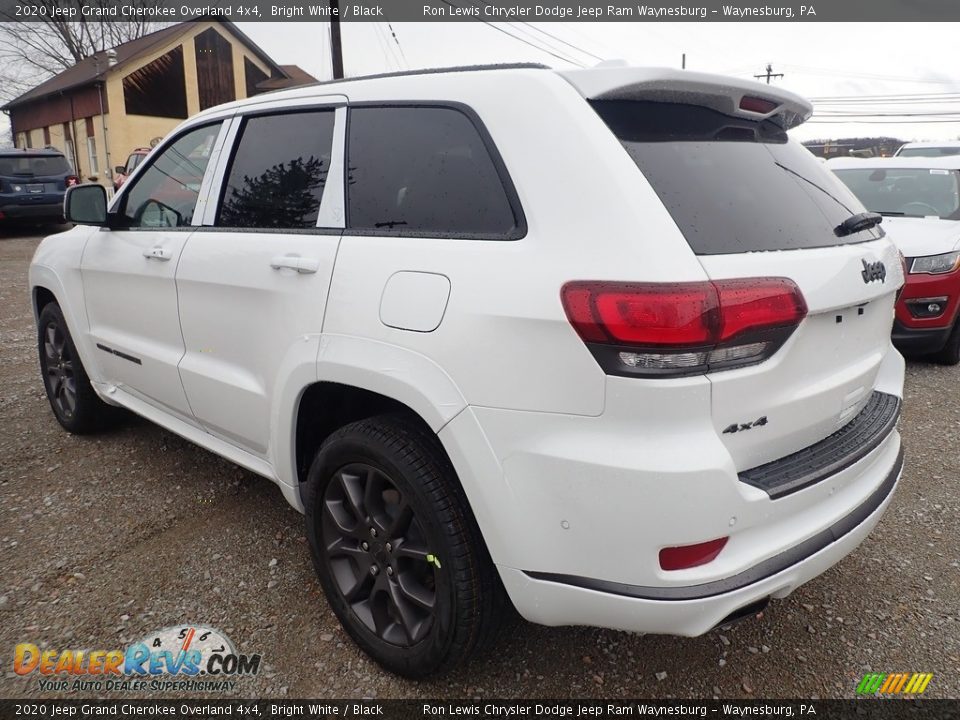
[217,110,335,229]
[591,100,881,255]
[346,105,522,238]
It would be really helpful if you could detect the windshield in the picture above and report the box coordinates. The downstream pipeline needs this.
[897,147,960,157]
[591,100,880,255]
[832,167,960,219]
[0,154,71,177]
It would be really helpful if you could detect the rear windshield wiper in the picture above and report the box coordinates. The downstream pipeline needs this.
[835,211,883,237]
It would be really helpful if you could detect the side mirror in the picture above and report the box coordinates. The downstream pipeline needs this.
[115,165,126,175]
[64,184,108,225]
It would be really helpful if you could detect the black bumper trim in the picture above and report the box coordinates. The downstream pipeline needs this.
[524,446,902,602]
[892,320,953,355]
[739,391,901,499]
[0,202,64,219]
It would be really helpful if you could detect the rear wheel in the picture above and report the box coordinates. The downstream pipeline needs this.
[304,415,504,678]
[930,320,960,365]
[38,303,118,433]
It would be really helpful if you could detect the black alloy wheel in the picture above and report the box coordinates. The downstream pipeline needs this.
[321,462,437,646]
[304,415,506,677]
[42,319,77,420]
[37,302,120,434]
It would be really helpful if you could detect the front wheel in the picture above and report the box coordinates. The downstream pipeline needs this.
[304,415,504,678]
[38,302,119,433]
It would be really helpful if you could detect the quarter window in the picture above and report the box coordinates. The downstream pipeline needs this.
[346,106,519,237]
[120,122,222,228]
[217,111,335,229]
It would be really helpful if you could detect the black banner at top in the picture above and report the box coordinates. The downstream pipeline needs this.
[2,0,960,22]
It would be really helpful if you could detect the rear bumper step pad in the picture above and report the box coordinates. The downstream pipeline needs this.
[739,390,901,499]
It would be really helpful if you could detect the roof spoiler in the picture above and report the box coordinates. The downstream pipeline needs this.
[559,66,813,130]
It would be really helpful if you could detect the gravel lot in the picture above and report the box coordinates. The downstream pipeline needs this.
[1,230,958,700]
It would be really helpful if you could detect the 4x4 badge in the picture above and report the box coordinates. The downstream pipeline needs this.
[861,259,886,284]
[723,416,768,434]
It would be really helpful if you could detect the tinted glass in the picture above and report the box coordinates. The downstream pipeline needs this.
[120,123,221,228]
[218,111,335,229]
[591,101,881,255]
[347,106,518,237]
[833,167,960,220]
[0,154,70,177]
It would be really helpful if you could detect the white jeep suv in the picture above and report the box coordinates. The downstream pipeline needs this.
[31,64,905,677]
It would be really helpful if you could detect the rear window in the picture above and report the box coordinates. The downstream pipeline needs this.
[591,101,880,255]
[833,167,960,220]
[0,154,71,177]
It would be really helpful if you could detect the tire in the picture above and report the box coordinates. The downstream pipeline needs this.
[37,302,118,434]
[304,414,505,678]
[930,320,960,366]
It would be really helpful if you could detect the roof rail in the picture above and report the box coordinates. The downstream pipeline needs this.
[264,62,551,93]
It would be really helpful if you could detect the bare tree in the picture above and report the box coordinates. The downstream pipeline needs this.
[0,1,171,102]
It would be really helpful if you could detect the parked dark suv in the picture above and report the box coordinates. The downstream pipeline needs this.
[0,148,78,224]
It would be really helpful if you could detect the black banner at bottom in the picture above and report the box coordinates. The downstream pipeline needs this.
[1,700,958,720]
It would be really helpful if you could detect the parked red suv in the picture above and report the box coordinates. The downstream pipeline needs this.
[830,156,960,364]
[113,147,150,190]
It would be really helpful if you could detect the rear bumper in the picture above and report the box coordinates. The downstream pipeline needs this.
[439,345,905,636]
[500,447,900,635]
[892,320,953,355]
[0,201,63,220]
[524,447,901,605]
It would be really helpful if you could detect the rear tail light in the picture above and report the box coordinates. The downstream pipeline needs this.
[561,278,807,378]
[659,537,729,571]
[66,175,79,187]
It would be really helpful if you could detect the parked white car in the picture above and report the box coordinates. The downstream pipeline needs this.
[828,156,960,362]
[895,140,960,158]
[31,64,905,677]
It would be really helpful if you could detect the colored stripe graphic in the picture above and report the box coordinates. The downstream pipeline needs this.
[857,673,933,695]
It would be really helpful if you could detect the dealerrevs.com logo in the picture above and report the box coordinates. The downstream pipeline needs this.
[14,625,262,693]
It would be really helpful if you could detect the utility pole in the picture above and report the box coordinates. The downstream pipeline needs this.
[681,53,686,69]
[754,63,784,84]
[330,0,344,79]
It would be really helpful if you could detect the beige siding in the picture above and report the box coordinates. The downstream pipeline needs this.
[101,21,273,188]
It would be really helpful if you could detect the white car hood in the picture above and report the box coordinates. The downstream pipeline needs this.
[880,216,960,258]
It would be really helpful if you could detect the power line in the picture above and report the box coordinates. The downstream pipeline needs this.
[782,63,955,85]
[500,21,585,66]
[467,0,602,63]
[517,22,605,63]
[810,92,960,101]
[385,22,408,68]
[807,118,960,124]
[377,23,404,69]
[813,110,960,117]
[438,0,585,67]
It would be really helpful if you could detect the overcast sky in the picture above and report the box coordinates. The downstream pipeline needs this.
[4,22,960,145]
[236,21,960,143]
